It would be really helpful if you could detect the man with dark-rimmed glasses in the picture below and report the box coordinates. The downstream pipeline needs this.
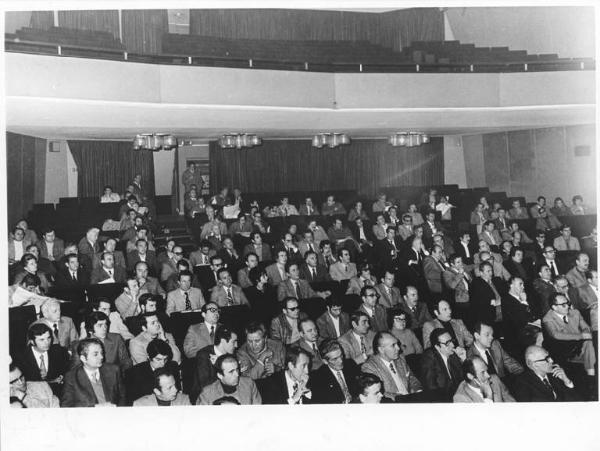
[513,345,579,402]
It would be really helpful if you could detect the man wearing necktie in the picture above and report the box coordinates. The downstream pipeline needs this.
[298,319,324,370]
[209,268,250,307]
[165,270,206,315]
[311,339,360,404]
[443,254,472,325]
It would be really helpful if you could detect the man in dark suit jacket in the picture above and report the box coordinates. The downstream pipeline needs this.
[243,232,272,263]
[316,298,351,340]
[502,277,539,351]
[376,227,402,271]
[299,251,331,283]
[469,262,503,329]
[455,233,476,266]
[310,339,360,404]
[513,345,580,402]
[532,264,557,315]
[15,323,70,397]
[217,237,242,274]
[124,338,179,405]
[54,253,90,290]
[422,211,445,248]
[126,240,157,273]
[61,338,126,407]
[358,286,388,333]
[90,252,126,284]
[261,347,313,404]
[420,328,465,402]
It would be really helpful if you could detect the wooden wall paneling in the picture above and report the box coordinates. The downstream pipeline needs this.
[533,127,567,202]
[565,124,597,206]
[507,130,535,200]
[482,132,510,194]
[58,10,120,38]
[462,134,486,188]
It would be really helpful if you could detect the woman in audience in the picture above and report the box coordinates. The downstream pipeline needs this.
[244,267,277,326]
[571,195,587,215]
[470,203,489,235]
[406,203,424,226]
[347,201,369,222]
[551,197,571,216]
[12,253,52,293]
[100,185,121,203]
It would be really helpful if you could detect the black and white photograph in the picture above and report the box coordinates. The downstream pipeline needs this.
[1,1,598,450]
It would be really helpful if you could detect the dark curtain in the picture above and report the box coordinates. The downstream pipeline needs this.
[57,10,120,39]
[29,11,54,30]
[209,138,443,197]
[67,141,155,199]
[189,8,443,51]
[122,10,169,54]
[6,132,46,227]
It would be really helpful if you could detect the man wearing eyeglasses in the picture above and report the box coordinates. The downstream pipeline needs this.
[420,328,466,402]
[9,362,59,408]
[539,246,563,278]
[270,297,307,345]
[358,286,387,333]
[513,345,579,402]
[542,293,596,378]
[183,302,221,358]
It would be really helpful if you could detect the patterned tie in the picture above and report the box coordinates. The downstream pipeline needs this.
[485,350,497,375]
[389,362,397,374]
[565,239,570,251]
[312,342,320,359]
[226,287,234,306]
[39,354,47,380]
[563,316,569,324]
[53,323,59,341]
[360,336,367,356]
[336,370,351,403]
[107,269,113,278]
[184,291,191,310]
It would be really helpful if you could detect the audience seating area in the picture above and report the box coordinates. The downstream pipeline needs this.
[5,27,595,72]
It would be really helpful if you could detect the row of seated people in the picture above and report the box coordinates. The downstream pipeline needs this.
[8,280,596,407]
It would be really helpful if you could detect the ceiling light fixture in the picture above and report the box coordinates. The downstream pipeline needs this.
[311,133,351,149]
[389,132,430,147]
[218,133,262,149]
[133,133,178,151]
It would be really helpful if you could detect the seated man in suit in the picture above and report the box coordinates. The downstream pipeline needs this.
[9,362,60,408]
[311,339,360,404]
[350,218,375,259]
[453,356,515,402]
[261,346,312,404]
[553,224,581,251]
[358,286,388,333]
[420,328,466,402]
[243,232,272,263]
[270,297,307,346]
[513,345,579,402]
[479,221,502,250]
[456,232,475,266]
[469,261,504,333]
[265,250,288,287]
[327,218,359,256]
[316,297,351,340]
[189,240,215,268]
[542,293,596,377]
[134,261,166,298]
[329,248,357,282]
[376,227,401,273]
[237,252,258,289]
[77,312,132,376]
[134,367,190,406]
[397,214,415,243]
[566,252,590,289]
[299,250,331,283]
[298,318,324,370]
[210,268,250,307]
[338,310,376,365]
[189,327,238,404]
[504,246,532,283]
[443,254,473,324]
[92,298,134,342]
[372,214,389,241]
[217,236,242,274]
[129,312,181,365]
[278,261,331,301]
[197,354,261,405]
[321,195,346,217]
[37,227,64,263]
[126,238,157,273]
[318,240,338,269]
[467,321,523,387]
[502,277,540,352]
[538,246,562,279]
[237,322,285,382]
[92,237,126,271]
[34,299,79,350]
[362,331,423,402]
[346,262,377,295]
[375,270,402,309]
[14,323,70,397]
[90,252,126,285]
[400,285,432,333]
[298,230,321,259]
[77,227,100,271]
[183,302,220,359]
[577,270,598,333]
[423,245,447,296]
[508,199,529,219]
[61,338,126,407]
[124,338,179,405]
[166,270,206,315]
[54,253,90,290]
[533,264,558,315]
[298,197,319,216]
[115,277,142,319]
[422,299,473,349]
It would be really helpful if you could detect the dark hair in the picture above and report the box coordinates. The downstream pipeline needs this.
[245,252,258,263]
[319,339,343,359]
[372,331,393,355]
[282,296,299,310]
[355,373,383,398]
[91,297,111,311]
[248,267,266,286]
[360,285,377,298]
[215,354,238,375]
[210,255,223,265]
[76,338,104,358]
[200,302,218,314]
[84,311,110,336]
[153,367,177,391]
[213,396,240,405]
[139,293,158,308]
[478,261,493,273]
[178,270,193,281]
[284,261,299,273]
[20,273,40,287]
[509,246,523,258]
[327,296,344,308]
[483,220,495,228]
[387,308,409,329]
[284,345,311,368]
[350,310,369,327]
[448,253,461,265]
[215,326,236,345]
[27,323,53,342]
[429,328,449,349]
[20,253,37,267]
[472,321,493,337]
[319,240,332,251]
[147,338,173,360]
[199,239,211,248]
[216,268,230,279]
[140,311,159,329]
[549,292,568,307]
[244,321,265,336]
[462,358,479,382]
